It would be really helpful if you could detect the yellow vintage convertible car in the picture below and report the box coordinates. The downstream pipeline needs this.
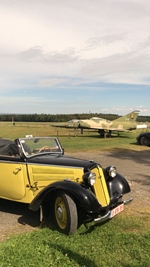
[0,137,132,234]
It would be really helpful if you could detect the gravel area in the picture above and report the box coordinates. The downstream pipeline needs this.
[0,149,150,242]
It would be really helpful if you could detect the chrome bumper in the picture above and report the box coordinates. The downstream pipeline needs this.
[94,210,111,224]
[94,197,133,224]
[123,197,133,205]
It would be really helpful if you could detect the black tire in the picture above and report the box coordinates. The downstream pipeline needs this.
[140,136,150,146]
[53,192,78,235]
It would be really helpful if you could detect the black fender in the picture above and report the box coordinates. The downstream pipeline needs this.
[106,173,131,203]
[29,180,101,213]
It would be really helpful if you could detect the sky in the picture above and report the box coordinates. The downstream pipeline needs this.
[0,0,150,116]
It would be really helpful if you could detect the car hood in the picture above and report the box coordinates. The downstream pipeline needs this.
[27,154,98,171]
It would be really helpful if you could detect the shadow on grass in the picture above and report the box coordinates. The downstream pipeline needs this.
[41,215,109,238]
[43,242,99,267]
[80,220,109,235]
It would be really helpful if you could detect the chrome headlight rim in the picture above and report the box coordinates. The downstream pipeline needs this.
[108,166,117,178]
[88,172,96,185]
[83,171,96,186]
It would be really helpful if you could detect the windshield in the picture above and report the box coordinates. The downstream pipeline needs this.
[18,137,63,157]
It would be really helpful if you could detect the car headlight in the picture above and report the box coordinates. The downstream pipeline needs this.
[83,172,96,186]
[108,166,117,178]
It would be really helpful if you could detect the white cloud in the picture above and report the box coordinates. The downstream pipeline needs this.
[39,78,68,87]
[0,0,150,115]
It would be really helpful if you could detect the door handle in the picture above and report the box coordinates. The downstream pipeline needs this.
[13,167,22,174]
[16,167,22,171]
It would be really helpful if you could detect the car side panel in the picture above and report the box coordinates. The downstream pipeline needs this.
[0,160,34,203]
[27,163,84,188]
[0,160,26,200]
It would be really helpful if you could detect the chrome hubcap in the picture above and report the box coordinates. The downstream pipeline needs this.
[56,206,63,220]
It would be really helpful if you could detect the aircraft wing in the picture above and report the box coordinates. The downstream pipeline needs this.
[50,120,80,128]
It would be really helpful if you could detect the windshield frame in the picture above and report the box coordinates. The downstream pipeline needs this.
[17,137,64,158]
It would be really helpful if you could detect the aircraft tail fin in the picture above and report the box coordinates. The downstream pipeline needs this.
[114,110,140,122]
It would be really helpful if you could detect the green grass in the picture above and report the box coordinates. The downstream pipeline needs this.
[0,121,148,152]
[0,215,150,267]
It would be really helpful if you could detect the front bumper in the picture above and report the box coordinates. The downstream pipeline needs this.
[94,197,133,224]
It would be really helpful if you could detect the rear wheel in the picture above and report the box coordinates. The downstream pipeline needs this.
[140,136,150,146]
[54,192,78,235]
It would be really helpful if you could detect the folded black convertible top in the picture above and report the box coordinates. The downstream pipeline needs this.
[0,138,19,156]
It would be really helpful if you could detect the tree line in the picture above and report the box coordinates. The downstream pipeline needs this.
[0,113,149,122]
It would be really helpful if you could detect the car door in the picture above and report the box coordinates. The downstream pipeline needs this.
[0,157,26,200]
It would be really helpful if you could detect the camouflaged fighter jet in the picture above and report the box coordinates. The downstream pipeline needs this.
[51,110,140,137]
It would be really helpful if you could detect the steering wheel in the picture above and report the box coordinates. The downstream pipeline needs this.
[39,146,51,152]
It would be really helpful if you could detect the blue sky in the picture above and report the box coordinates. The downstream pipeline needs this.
[0,0,150,116]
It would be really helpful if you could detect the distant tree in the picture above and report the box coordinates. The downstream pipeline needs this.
[0,113,149,122]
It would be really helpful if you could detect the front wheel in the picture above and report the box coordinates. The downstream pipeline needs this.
[54,192,78,235]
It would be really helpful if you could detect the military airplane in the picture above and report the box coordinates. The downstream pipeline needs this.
[51,110,142,137]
